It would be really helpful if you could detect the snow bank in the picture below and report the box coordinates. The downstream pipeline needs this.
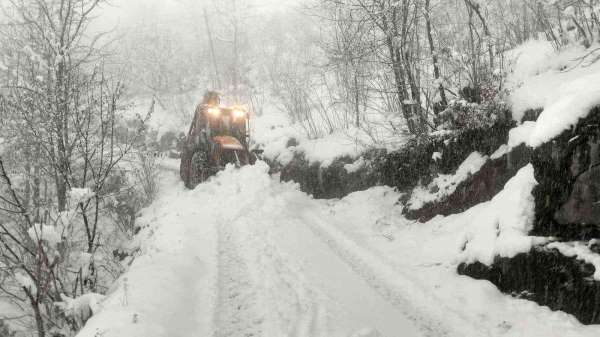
[407,152,488,210]
[325,175,600,336]
[56,293,105,327]
[506,39,556,91]
[459,164,543,265]
[507,121,536,148]
[252,112,372,167]
[76,172,218,337]
[546,241,600,280]
[297,130,369,167]
[507,41,600,147]
[252,106,408,168]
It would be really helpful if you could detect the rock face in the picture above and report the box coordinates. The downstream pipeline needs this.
[278,152,382,199]
[277,119,514,200]
[382,120,514,190]
[555,165,600,225]
[271,106,600,325]
[404,144,532,222]
[408,107,600,234]
[531,107,600,240]
[459,107,600,325]
[458,247,600,324]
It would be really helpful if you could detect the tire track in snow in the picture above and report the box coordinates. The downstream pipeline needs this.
[244,216,330,337]
[213,196,330,337]
[157,166,262,337]
[226,182,426,337]
[158,163,433,336]
[297,206,491,337]
[214,218,264,337]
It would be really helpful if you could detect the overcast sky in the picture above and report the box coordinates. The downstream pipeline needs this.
[95,0,302,33]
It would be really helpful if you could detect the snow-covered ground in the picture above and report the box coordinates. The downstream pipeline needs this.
[77,169,218,337]
[77,161,600,337]
[251,110,371,167]
[251,105,409,168]
[78,163,424,337]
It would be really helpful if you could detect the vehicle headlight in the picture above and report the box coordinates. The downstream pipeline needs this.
[207,107,221,117]
[232,109,247,120]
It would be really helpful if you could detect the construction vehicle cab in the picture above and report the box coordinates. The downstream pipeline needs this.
[180,92,252,188]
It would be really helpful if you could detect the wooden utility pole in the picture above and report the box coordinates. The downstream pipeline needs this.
[232,0,240,103]
[204,8,222,90]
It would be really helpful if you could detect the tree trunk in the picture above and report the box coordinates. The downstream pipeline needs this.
[55,177,67,212]
[425,0,448,113]
[386,36,416,134]
[27,295,45,337]
[353,73,360,128]
[466,5,481,102]
[464,0,494,69]
[55,57,69,212]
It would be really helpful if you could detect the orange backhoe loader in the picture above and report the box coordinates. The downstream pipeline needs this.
[180,92,253,188]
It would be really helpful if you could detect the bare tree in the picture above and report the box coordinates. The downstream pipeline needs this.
[0,1,152,336]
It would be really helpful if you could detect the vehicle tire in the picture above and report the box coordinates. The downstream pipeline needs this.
[180,149,193,188]
[190,150,210,187]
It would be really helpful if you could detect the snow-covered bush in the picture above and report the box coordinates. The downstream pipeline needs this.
[436,99,509,131]
[132,153,159,206]
[55,293,105,330]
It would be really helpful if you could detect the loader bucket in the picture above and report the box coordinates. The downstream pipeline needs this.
[213,136,245,151]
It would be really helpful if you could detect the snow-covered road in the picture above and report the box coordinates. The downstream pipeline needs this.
[78,163,428,337]
[77,161,600,337]
[213,174,425,337]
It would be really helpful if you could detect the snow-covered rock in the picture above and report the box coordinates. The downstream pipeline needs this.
[344,157,366,173]
[56,293,105,328]
[507,41,600,147]
[546,241,600,280]
[459,164,542,265]
[407,152,488,211]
